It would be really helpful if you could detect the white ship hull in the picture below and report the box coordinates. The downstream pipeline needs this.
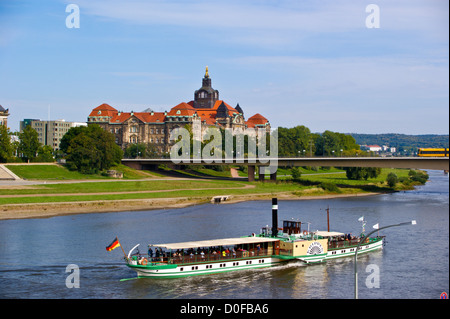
[129,257,283,278]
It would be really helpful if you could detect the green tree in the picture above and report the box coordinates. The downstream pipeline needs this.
[64,124,123,174]
[18,125,40,163]
[278,126,311,157]
[0,125,13,163]
[386,172,399,187]
[124,143,147,158]
[336,133,360,152]
[344,167,382,180]
[67,133,101,173]
[124,143,159,158]
[36,145,55,162]
[291,167,302,181]
[59,126,86,155]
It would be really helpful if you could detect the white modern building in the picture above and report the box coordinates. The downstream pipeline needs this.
[20,119,87,150]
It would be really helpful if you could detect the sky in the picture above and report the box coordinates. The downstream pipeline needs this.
[0,0,448,134]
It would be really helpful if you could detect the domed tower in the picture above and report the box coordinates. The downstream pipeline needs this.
[193,66,219,109]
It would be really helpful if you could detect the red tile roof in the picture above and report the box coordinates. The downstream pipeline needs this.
[167,102,197,116]
[193,100,239,124]
[88,100,265,128]
[212,100,238,113]
[109,112,166,124]
[246,113,269,128]
[88,103,118,117]
[109,112,131,123]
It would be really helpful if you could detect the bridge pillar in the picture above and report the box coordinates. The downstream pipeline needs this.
[258,166,265,182]
[248,165,255,182]
[270,171,277,182]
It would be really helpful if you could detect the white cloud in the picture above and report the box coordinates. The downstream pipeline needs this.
[75,0,447,34]
[71,0,448,53]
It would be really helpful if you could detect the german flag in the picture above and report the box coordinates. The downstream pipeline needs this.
[106,237,121,252]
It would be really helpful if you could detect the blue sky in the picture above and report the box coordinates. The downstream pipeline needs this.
[0,0,448,134]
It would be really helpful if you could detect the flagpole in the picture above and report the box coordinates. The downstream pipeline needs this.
[118,238,127,259]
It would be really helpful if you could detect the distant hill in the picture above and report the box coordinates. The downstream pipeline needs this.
[348,133,449,150]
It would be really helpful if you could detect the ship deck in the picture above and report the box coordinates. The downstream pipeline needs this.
[149,236,279,250]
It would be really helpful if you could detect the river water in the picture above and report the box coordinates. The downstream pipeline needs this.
[0,170,448,300]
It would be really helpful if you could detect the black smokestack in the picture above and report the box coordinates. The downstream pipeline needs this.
[272,198,278,237]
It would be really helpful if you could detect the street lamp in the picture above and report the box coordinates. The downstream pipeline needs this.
[354,220,417,299]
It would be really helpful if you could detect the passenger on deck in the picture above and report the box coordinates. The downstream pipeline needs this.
[148,247,153,258]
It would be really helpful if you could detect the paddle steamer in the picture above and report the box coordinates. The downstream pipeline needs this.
[122,199,383,278]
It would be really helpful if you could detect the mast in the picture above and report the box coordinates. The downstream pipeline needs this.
[326,205,330,232]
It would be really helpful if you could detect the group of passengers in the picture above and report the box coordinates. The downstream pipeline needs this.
[328,233,356,241]
[146,244,264,262]
[327,233,358,248]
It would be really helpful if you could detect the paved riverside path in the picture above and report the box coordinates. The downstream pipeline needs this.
[0,165,21,180]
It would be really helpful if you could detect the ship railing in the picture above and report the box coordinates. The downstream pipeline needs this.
[168,248,270,265]
[130,248,271,266]
[327,236,382,249]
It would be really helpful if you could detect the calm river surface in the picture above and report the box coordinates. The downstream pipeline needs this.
[0,170,448,299]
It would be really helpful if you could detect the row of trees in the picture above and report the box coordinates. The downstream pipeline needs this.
[1,124,123,174]
[1,123,411,183]
[278,126,363,157]
[0,125,54,163]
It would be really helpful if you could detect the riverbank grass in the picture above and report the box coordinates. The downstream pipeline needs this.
[1,165,427,207]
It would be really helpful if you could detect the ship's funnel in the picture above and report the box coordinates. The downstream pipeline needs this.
[272,198,278,237]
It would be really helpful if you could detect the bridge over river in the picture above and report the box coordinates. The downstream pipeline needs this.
[122,157,449,182]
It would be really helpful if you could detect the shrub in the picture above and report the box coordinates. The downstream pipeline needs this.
[408,170,429,185]
[319,182,341,193]
[291,167,302,181]
[386,172,399,187]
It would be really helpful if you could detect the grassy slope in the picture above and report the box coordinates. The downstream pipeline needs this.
[1,164,421,206]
